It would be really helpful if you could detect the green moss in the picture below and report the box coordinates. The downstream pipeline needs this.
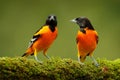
[0,57,120,80]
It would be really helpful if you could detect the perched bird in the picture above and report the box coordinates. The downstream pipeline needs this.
[71,17,99,66]
[22,15,58,63]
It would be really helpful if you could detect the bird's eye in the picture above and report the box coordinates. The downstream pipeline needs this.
[48,16,51,19]
[54,16,56,19]
[76,18,79,21]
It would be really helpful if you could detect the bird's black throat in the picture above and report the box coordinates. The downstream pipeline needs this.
[80,27,86,34]
[49,25,56,32]
[46,20,57,32]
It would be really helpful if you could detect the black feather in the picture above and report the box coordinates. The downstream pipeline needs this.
[28,34,41,48]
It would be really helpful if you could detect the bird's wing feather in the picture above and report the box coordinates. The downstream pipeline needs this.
[96,35,99,44]
[76,36,79,44]
[94,31,99,44]
[28,34,41,48]
[27,26,44,48]
[27,25,50,48]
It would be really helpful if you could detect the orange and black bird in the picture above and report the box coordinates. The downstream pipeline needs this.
[22,15,58,63]
[71,17,99,66]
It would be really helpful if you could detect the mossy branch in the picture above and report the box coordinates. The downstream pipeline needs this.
[0,57,120,80]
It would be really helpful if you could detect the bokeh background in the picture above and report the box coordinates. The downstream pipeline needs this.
[0,0,120,61]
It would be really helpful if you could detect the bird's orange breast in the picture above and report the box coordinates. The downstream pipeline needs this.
[32,26,58,51]
[76,30,98,55]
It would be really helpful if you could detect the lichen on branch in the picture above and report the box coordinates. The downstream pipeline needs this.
[0,57,120,80]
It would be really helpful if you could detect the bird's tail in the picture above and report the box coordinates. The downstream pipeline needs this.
[22,53,29,57]
[22,48,33,57]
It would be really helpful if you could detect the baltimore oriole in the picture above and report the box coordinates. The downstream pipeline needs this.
[22,15,58,63]
[71,17,99,66]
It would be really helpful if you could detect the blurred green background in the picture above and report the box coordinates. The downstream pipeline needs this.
[0,0,120,61]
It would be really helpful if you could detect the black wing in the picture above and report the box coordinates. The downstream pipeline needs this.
[96,35,99,44]
[28,35,41,48]
[27,25,45,48]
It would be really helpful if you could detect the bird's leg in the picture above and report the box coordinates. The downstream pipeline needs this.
[43,49,50,59]
[78,56,84,65]
[90,56,99,67]
[34,49,43,63]
[78,53,85,65]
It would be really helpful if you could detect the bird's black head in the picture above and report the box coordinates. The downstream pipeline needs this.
[46,15,57,28]
[71,17,94,30]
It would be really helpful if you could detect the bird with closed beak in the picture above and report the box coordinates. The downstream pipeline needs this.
[71,17,99,66]
[22,15,58,63]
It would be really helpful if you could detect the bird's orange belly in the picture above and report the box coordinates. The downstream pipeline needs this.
[78,39,96,53]
[77,32,97,55]
[32,31,57,51]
